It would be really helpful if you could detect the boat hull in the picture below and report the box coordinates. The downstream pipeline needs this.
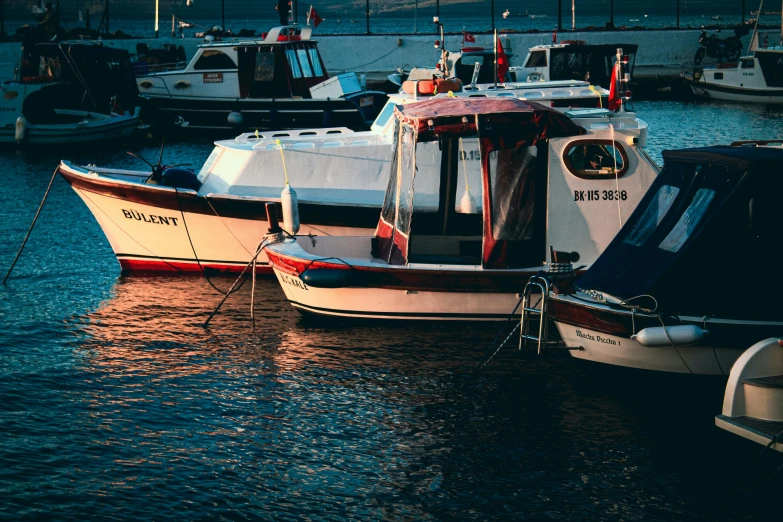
[686,79,783,103]
[266,241,538,321]
[550,295,781,375]
[143,93,386,132]
[0,111,140,146]
[58,163,379,274]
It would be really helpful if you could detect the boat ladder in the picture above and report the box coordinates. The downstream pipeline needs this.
[518,275,572,354]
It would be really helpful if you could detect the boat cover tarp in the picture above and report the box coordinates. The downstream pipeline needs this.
[575,145,783,319]
[374,98,584,267]
[28,42,138,115]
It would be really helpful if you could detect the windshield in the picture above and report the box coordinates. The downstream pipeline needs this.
[370,101,396,133]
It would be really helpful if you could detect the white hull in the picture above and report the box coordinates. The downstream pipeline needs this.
[688,83,783,103]
[68,183,371,272]
[1,110,140,146]
[555,322,743,375]
[272,267,524,321]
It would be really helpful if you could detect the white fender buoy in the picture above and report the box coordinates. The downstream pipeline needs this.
[632,325,708,347]
[15,115,26,142]
[460,190,477,214]
[281,183,300,235]
[227,111,243,126]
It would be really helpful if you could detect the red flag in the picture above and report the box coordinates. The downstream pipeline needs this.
[496,37,509,82]
[307,6,323,28]
[552,31,557,43]
[608,62,621,111]
[464,32,476,43]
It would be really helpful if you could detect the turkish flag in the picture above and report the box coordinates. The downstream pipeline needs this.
[464,33,476,43]
[608,62,622,111]
[308,6,323,28]
[496,37,509,82]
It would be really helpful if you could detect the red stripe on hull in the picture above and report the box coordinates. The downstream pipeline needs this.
[118,257,274,275]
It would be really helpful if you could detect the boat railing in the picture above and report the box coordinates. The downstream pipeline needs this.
[234,127,356,143]
[133,61,188,76]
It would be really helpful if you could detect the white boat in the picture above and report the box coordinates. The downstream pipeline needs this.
[684,48,783,103]
[397,40,637,92]
[716,338,783,452]
[684,7,783,103]
[0,42,141,146]
[57,81,613,274]
[510,42,638,89]
[264,96,658,321]
[546,142,783,374]
[135,25,386,132]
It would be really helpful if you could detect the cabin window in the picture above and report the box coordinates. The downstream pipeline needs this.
[286,49,303,78]
[308,48,325,76]
[296,49,313,77]
[372,101,396,129]
[622,185,680,246]
[741,58,755,69]
[563,140,628,179]
[659,188,715,253]
[455,138,483,214]
[526,50,547,68]
[254,52,275,81]
[193,50,237,70]
[488,145,539,240]
[713,72,724,80]
[196,147,223,183]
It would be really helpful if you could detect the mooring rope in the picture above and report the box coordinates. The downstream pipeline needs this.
[3,167,59,285]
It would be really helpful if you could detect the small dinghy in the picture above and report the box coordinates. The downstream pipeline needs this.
[716,338,783,452]
[264,95,658,321]
[541,142,783,374]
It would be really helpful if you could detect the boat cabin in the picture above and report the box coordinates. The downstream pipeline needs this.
[574,143,783,319]
[371,98,653,269]
[511,43,638,88]
[136,25,348,100]
[1,42,138,126]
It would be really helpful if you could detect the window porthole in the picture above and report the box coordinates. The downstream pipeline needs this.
[562,140,629,179]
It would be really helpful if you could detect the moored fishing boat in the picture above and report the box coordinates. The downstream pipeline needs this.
[136,25,386,133]
[58,80,616,275]
[264,96,658,321]
[683,11,783,104]
[0,42,141,146]
[545,142,783,374]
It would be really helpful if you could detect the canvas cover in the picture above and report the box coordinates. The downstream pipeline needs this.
[576,146,783,319]
[373,98,584,267]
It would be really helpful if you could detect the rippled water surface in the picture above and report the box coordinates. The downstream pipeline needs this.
[1,101,781,520]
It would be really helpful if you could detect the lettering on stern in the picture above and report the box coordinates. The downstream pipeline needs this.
[280,273,309,291]
[576,329,618,346]
[122,209,179,226]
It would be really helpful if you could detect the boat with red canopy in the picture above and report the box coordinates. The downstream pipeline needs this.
[265,97,659,320]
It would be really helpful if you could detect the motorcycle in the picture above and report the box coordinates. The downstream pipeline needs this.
[693,25,749,65]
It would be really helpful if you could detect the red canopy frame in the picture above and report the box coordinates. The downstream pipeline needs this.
[373,98,585,268]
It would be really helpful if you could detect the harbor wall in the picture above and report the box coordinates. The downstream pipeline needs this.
[1,28,779,80]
